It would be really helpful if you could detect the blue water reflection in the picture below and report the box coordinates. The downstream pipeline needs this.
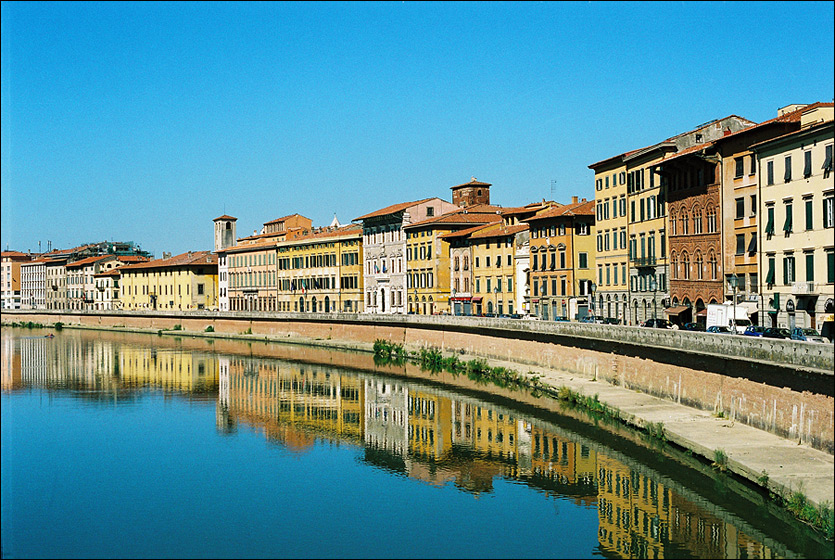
[1,328,829,559]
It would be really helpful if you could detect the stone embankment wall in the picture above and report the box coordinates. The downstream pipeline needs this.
[5,310,834,453]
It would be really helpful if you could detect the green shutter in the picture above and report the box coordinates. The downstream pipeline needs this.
[783,204,792,233]
[806,200,813,230]
[766,258,775,285]
[806,253,814,282]
[828,252,835,283]
[765,208,775,235]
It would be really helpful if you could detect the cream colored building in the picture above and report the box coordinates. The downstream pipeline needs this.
[20,258,47,309]
[752,103,834,334]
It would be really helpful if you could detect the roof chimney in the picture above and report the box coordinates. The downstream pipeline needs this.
[572,196,578,204]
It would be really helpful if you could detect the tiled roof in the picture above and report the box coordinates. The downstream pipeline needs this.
[213,214,237,221]
[281,223,363,244]
[94,269,121,277]
[500,202,554,216]
[655,142,713,166]
[404,209,502,229]
[118,251,216,271]
[354,198,436,221]
[450,177,492,189]
[21,258,50,265]
[525,199,595,221]
[1,251,31,258]
[264,213,307,225]
[468,223,529,240]
[225,239,278,254]
[66,255,112,269]
[710,103,831,146]
[115,255,151,263]
[749,117,835,151]
[440,223,497,240]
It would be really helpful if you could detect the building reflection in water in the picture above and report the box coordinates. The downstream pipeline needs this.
[2,329,784,559]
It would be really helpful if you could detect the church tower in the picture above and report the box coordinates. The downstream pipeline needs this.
[213,215,237,252]
[450,177,491,208]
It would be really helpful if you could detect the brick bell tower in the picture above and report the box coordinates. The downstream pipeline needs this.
[450,177,491,208]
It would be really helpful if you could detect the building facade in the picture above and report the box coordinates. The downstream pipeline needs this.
[118,251,218,311]
[752,104,834,334]
[356,197,457,314]
[20,258,47,310]
[1,251,33,310]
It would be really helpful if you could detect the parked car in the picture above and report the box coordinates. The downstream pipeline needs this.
[553,316,570,322]
[743,325,767,337]
[642,319,671,329]
[579,316,597,323]
[681,322,706,332]
[602,317,622,325]
[706,325,732,334]
[762,327,791,339]
[790,328,829,343]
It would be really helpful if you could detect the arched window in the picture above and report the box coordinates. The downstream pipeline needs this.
[670,252,678,279]
[708,251,718,280]
[670,211,677,235]
[695,251,703,280]
[463,255,469,270]
[454,256,460,271]
[706,206,717,233]
[680,212,689,235]
[682,252,690,280]
[693,206,703,234]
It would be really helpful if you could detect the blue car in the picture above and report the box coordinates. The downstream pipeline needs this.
[706,326,732,334]
[743,325,766,337]
[790,328,829,343]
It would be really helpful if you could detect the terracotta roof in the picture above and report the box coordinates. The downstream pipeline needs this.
[404,209,503,229]
[225,239,278,254]
[749,117,835,151]
[500,202,555,216]
[354,198,436,221]
[21,258,50,265]
[525,199,595,221]
[468,223,529,240]
[66,255,112,269]
[1,251,31,258]
[655,142,714,166]
[279,223,363,245]
[450,177,492,190]
[118,251,216,271]
[710,103,831,146]
[213,214,237,221]
[264,213,307,225]
[115,255,150,263]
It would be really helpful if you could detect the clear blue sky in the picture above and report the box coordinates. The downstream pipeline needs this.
[2,1,833,257]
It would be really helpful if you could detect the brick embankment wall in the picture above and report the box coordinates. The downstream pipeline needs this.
[5,310,833,453]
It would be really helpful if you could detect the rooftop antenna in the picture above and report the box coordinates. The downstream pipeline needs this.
[550,180,557,198]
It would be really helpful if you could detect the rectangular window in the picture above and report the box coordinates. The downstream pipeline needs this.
[750,194,757,216]
[784,156,792,182]
[783,256,795,285]
[824,197,834,228]
[631,200,635,222]
[619,197,626,217]
[806,198,814,230]
[765,206,775,235]
[783,202,793,233]
[766,256,775,286]
[804,151,812,178]
[735,197,744,219]
[806,253,814,282]
[736,234,745,255]
[747,233,757,254]
[750,154,756,175]
[823,145,833,173]
[640,199,645,221]
[660,230,666,258]
[828,251,835,283]
[734,157,744,178]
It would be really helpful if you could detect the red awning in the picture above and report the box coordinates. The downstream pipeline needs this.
[471,297,483,303]
[450,296,472,302]
[696,309,707,316]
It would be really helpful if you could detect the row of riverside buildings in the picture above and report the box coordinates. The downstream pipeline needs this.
[3,103,833,336]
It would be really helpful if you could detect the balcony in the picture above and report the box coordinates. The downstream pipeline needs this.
[792,282,817,295]
[630,256,657,268]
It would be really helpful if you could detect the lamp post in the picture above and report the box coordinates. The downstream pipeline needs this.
[494,286,499,317]
[730,274,739,334]
[451,287,456,316]
[589,282,596,319]
[650,276,658,320]
[414,288,418,315]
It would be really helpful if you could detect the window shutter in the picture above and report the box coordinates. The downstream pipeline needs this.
[784,156,792,182]
[806,253,814,282]
[766,259,775,285]
[783,205,792,233]
[804,151,812,178]
[765,208,775,235]
[823,145,833,171]
[783,259,788,285]
[806,200,813,230]
[747,234,757,253]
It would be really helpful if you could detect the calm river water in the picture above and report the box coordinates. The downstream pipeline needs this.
[1,327,832,559]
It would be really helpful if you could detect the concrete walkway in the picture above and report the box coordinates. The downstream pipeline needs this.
[475,354,834,510]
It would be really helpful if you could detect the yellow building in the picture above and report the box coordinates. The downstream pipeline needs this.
[404,205,502,315]
[524,197,596,320]
[406,390,453,461]
[589,155,630,322]
[276,223,364,313]
[118,251,218,311]
[462,222,530,316]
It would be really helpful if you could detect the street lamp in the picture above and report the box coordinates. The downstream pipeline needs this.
[494,286,499,317]
[589,282,596,319]
[451,287,456,316]
[650,276,658,320]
